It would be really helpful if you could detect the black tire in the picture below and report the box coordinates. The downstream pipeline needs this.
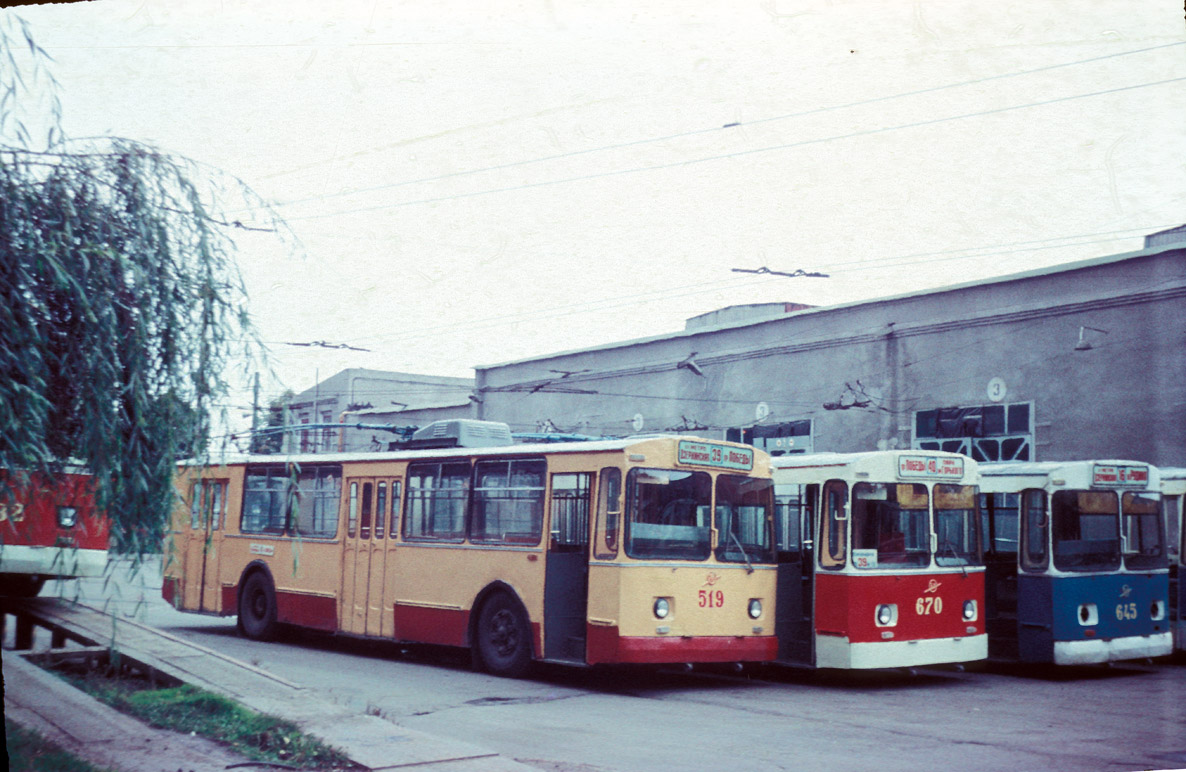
[0,575,45,597]
[237,571,278,641]
[475,593,533,678]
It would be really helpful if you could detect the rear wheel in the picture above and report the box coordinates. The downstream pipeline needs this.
[476,593,532,678]
[237,571,278,641]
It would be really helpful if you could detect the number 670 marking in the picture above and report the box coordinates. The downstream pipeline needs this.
[915,596,943,615]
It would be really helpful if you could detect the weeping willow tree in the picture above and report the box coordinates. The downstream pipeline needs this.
[0,17,279,558]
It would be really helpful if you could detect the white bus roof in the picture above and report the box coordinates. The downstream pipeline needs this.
[980,459,1161,489]
[181,435,762,468]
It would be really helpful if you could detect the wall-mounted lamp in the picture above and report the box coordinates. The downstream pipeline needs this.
[1074,325,1109,352]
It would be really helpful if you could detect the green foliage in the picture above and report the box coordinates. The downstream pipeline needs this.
[64,678,354,769]
[251,389,295,454]
[0,16,280,558]
[5,719,117,772]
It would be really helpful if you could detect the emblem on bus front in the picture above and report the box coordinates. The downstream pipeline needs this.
[924,579,941,593]
[1119,584,1132,598]
[704,572,721,587]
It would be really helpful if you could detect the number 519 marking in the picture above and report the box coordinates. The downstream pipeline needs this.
[699,589,725,608]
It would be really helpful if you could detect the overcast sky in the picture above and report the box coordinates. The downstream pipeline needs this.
[9,0,1186,416]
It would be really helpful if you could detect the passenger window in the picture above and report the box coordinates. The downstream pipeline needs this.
[551,473,591,551]
[595,467,622,559]
[389,480,402,538]
[375,482,386,539]
[1020,489,1048,572]
[818,480,848,570]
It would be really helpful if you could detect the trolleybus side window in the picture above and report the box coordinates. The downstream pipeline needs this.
[715,474,774,564]
[388,480,402,538]
[980,493,1019,559]
[773,483,806,557]
[375,482,387,539]
[1020,489,1048,572]
[347,481,358,536]
[934,484,981,566]
[595,467,621,559]
[851,482,928,569]
[819,480,848,570]
[359,482,374,539]
[551,473,592,551]
[1121,492,1166,570]
[242,466,289,535]
[189,480,227,531]
[404,461,470,542]
[471,458,547,545]
[625,468,711,560]
[291,466,340,538]
[1051,490,1120,572]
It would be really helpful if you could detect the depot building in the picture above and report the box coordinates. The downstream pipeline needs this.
[462,226,1186,467]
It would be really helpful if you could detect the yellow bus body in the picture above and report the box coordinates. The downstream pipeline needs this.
[164,435,779,673]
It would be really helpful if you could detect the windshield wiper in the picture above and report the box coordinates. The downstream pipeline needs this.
[729,530,755,574]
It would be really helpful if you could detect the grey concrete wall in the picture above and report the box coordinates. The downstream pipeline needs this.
[473,245,1186,466]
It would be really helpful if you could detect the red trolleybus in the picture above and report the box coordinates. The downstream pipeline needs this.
[0,469,110,597]
[979,461,1171,664]
[1158,467,1185,652]
[163,423,778,676]
[771,451,986,669]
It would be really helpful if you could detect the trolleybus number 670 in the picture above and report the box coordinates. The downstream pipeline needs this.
[916,596,943,615]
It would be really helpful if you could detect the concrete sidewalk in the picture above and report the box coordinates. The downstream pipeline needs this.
[2,598,535,771]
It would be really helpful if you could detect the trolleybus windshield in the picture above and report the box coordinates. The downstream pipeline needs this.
[1051,490,1121,572]
[625,468,712,560]
[715,475,774,565]
[934,484,982,567]
[1121,491,1166,570]
[851,482,929,568]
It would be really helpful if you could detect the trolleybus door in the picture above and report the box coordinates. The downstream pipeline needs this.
[376,479,402,639]
[184,479,226,613]
[544,473,592,662]
[340,478,378,635]
[774,482,817,664]
[364,479,398,637]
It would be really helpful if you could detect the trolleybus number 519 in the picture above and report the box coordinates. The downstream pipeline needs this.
[699,589,725,608]
[916,596,943,615]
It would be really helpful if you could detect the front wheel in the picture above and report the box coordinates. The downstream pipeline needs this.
[237,571,278,641]
[475,593,533,678]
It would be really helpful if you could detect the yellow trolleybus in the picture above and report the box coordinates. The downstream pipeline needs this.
[164,422,778,676]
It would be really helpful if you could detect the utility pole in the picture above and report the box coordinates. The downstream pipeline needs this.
[250,372,260,453]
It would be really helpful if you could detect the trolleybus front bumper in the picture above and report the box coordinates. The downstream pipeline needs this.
[815,632,988,669]
[0,545,107,579]
[1052,632,1172,665]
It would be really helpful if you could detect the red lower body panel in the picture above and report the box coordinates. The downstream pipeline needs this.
[587,624,778,664]
[276,591,337,631]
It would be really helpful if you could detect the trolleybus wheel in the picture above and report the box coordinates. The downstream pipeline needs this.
[0,575,45,597]
[476,593,532,678]
[237,571,278,641]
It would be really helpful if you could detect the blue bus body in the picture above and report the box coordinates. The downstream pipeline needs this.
[1160,468,1185,651]
[980,460,1172,665]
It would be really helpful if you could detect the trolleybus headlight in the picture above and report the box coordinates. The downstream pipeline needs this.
[748,599,762,619]
[962,600,977,621]
[1151,600,1166,621]
[1077,603,1098,626]
[653,598,670,619]
[875,603,897,627]
[57,506,77,527]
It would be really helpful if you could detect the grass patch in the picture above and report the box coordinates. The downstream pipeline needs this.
[5,719,117,772]
[56,671,357,769]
